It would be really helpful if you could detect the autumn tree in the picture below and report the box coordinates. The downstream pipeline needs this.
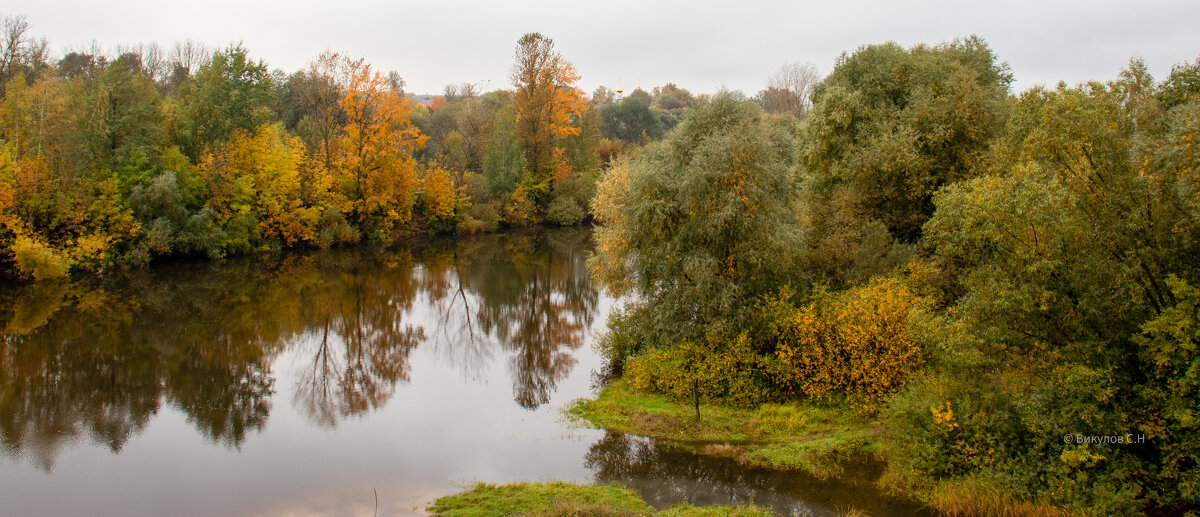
[416,93,494,173]
[0,14,50,95]
[277,51,345,170]
[338,58,426,240]
[510,33,586,208]
[650,83,693,130]
[201,123,314,252]
[0,73,77,237]
[551,102,602,226]
[421,164,462,234]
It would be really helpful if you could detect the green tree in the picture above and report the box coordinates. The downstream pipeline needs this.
[482,97,524,198]
[177,44,274,157]
[598,96,664,143]
[590,93,799,347]
[800,36,1011,252]
[87,53,166,179]
[886,60,1200,515]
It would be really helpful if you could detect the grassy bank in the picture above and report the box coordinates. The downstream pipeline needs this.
[569,379,1083,517]
[426,482,770,517]
[568,379,880,481]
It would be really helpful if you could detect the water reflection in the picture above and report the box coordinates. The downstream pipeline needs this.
[417,230,597,409]
[291,253,425,428]
[0,228,598,470]
[586,432,929,517]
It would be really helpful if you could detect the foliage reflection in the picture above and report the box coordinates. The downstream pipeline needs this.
[0,228,596,469]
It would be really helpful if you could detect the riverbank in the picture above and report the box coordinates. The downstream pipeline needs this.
[568,379,881,482]
[569,379,1081,517]
[426,482,773,516]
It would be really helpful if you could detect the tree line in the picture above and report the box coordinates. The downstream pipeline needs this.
[1,14,821,281]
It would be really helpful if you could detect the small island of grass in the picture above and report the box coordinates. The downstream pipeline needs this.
[426,482,771,517]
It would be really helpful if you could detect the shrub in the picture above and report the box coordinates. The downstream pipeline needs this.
[11,236,70,281]
[546,194,584,226]
[504,184,538,226]
[457,202,501,234]
[625,332,784,407]
[770,276,924,409]
[594,303,648,379]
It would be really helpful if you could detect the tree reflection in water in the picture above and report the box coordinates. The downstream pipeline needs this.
[293,253,425,428]
[463,230,597,409]
[412,228,598,409]
[584,432,928,517]
[0,227,599,469]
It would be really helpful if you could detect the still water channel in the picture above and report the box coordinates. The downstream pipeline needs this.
[0,228,922,516]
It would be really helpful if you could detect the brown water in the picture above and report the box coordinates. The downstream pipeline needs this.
[0,228,923,516]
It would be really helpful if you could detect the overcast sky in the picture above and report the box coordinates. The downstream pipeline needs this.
[10,0,1200,96]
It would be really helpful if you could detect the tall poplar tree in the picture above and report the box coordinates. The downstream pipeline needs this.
[509,33,586,208]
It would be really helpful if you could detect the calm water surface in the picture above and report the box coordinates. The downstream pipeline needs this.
[0,228,922,516]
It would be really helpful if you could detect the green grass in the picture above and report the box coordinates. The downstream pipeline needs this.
[568,379,881,480]
[427,482,653,517]
[655,506,772,516]
[426,482,771,517]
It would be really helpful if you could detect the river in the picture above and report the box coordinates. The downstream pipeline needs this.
[0,227,921,516]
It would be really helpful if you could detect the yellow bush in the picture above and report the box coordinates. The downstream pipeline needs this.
[11,236,70,281]
[423,165,458,223]
[68,233,111,270]
[504,184,538,226]
[625,332,781,407]
[773,277,924,409]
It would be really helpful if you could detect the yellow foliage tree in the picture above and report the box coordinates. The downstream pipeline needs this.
[588,157,633,294]
[422,165,458,225]
[0,73,68,164]
[0,142,18,233]
[203,124,315,247]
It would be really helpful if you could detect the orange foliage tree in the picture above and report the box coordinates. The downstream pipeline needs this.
[510,33,586,207]
[339,59,426,239]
